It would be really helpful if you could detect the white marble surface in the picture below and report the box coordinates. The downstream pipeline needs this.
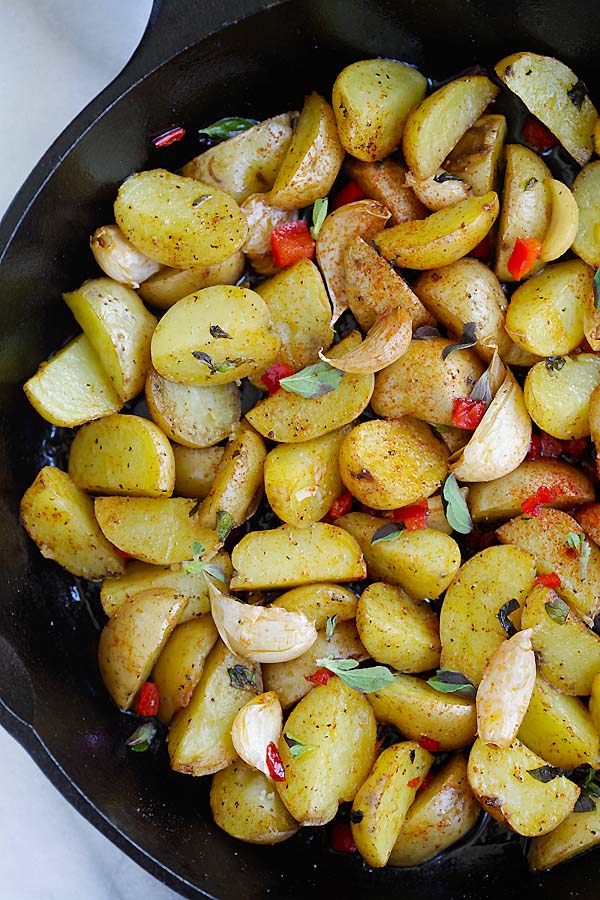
[0,1,182,897]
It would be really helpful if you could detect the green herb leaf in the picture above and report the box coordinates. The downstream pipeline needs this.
[571,764,600,810]
[524,177,538,191]
[279,361,344,399]
[442,474,473,535]
[311,197,329,239]
[544,596,570,624]
[574,795,597,812]
[202,563,226,583]
[580,540,591,581]
[527,765,565,783]
[183,542,225,581]
[192,351,216,372]
[427,670,476,699]
[284,733,317,758]
[566,532,585,552]
[413,326,441,340]
[567,80,588,110]
[126,722,157,752]
[545,356,566,373]
[325,615,338,641]
[371,522,404,545]
[192,541,206,561]
[433,172,463,183]
[497,598,520,637]
[441,322,477,359]
[594,269,600,311]
[228,665,258,691]
[316,657,394,693]
[210,324,233,340]
[433,424,451,434]
[216,510,236,542]
[199,117,258,142]
[470,369,492,405]
[215,357,248,373]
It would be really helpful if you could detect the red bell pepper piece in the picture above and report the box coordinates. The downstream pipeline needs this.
[114,546,134,559]
[392,500,429,531]
[331,820,358,853]
[470,231,494,261]
[521,485,556,517]
[417,771,433,794]
[261,361,296,395]
[522,118,559,152]
[265,742,286,782]
[534,572,561,589]
[563,437,588,457]
[324,491,353,523]
[135,682,160,717]
[529,432,588,461]
[507,237,542,280]
[526,434,542,460]
[418,736,441,752]
[332,180,366,210]
[305,668,333,686]
[270,220,315,267]
[152,126,186,148]
[452,398,487,430]
[407,776,421,788]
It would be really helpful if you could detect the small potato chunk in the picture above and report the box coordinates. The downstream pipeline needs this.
[589,673,600,736]
[20,466,125,580]
[529,806,600,871]
[94,496,218,565]
[152,614,218,723]
[505,260,592,357]
[229,523,365,590]
[168,639,262,776]
[146,368,240,449]
[374,192,499,270]
[518,676,599,769]
[576,501,600,547]
[351,742,434,868]
[405,169,472,212]
[114,169,248,268]
[403,75,499,181]
[357,583,440,672]
[245,332,374,442]
[68,414,175,497]
[195,425,266,530]
[439,546,536,685]
[98,587,188,710]
[332,58,427,161]
[389,755,481,867]
[266,93,344,210]
[64,278,157,402]
[368,675,476,752]
[344,157,427,224]
[276,678,377,825]
[138,252,245,310]
[264,428,347,527]
[23,334,122,428]
[181,112,295,203]
[445,113,507,196]
[495,53,597,167]
[173,446,225,499]
[468,459,594,524]
[524,354,600,439]
[494,145,552,282]
[211,762,299,845]
[270,583,358,630]
[338,418,448,509]
[241,193,297,274]
[572,162,600,268]
[150,285,281,386]
[468,737,579,836]
[335,512,461,601]
[90,224,160,286]
[371,338,485,426]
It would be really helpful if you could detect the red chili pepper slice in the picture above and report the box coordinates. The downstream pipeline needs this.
[392,499,429,531]
[521,485,556,517]
[152,126,186,148]
[452,398,488,430]
[331,820,358,853]
[135,682,160,717]
[261,361,296,395]
[522,117,559,152]
[324,491,354,523]
[470,231,494,261]
[332,180,366,210]
[407,776,421,788]
[418,736,441,752]
[304,667,333,686]
[270,220,315,267]
[115,546,134,559]
[265,742,286,782]
[534,572,561,589]
[507,237,543,280]
[417,771,433,794]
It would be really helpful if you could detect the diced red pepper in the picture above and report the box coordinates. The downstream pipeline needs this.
[152,126,186,148]
[331,820,358,853]
[135,682,160,717]
[305,668,333,686]
[526,434,542,461]
[529,432,588,461]
[270,220,315,267]
[417,772,433,794]
[261,361,296,395]
[392,500,429,531]
[407,776,421,789]
[521,485,556,517]
[535,572,561,589]
[563,437,588,458]
[265,742,286,782]
[115,546,134,559]
[418,736,441,752]
[470,231,494,261]
[522,117,559,152]
[324,491,354,523]
[452,398,488,430]
[507,237,543,280]
[332,180,366,210]
[539,432,564,459]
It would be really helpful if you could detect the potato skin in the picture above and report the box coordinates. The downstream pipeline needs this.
[195,425,266,530]
[211,762,299,845]
[152,614,218,723]
[445,113,507,196]
[344,157,427,225]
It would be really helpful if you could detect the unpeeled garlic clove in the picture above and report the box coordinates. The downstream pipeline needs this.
[90,225,161,287]
[476,628,536,748]
[405,168,472,212]
[231,690,283,777]
[318,306,412,374]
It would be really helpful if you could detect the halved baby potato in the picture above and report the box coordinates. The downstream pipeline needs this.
[152,613,219,723]
[445,113,507,195]
[529,805,600,872]
[572,161,600,268]
[269,583,358,630]
[138,252,245,310]
[172,445,225,499]
[524,354,600,439]
[211,762,300,845]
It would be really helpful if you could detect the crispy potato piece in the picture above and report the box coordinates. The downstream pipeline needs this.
[572,161,600,268]
[445,113,507,195]
[495,53,597,167]
[211,762,300,844]
[138,252,245,310]
[468,737,579,836]
[518,676,599,769]
[269,583,358,630]
[351,742,434,868]
[245,332,374,442]
[339,418,448,509]
[357,583,440,672]
[152,614,218,723]
[497,508,600,622]
[403,75,499,180]
[344,157,427,224]
[529,806,600,871]
[336,512,461,601]
[20,466,126,580]
[241,193,297,275]
[181,113,295,203]
[276,678,377,825]
[371,337,485,426]
[90,224,161,286]
[264,427,347,527]
[195,425,266,530]
[368,675,476,751]
[575,502,600,547]
[168,639,262,776]
[266,93,344,210]
[389,755,481,867]
[94,496,218,565]
[374,192,499,270]
[229,523,365,590]
[114,169,248,268]
[494,145,551,282]
[23,334,122,428]
[146,368,240,449]
[173,445,225,499]
[439,546,536,685]
[98,587,188,710]
[524,354,600,440]
[68,414,175,497]
[263,621,366,709]
[469,459,594,524]
[332,58,427,161]
[150,285,281,387]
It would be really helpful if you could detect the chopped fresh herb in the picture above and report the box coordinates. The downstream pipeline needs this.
[325,615,338,641]
[565,532,591,580]
[433,424,451,434]
[545,356,566,373]
[571,765,600,811]
[566,532,586,552]
[413,326,442,340]
[188,499,202,518]
[192,541,206,560]
[316,658,394,693]
[126,722,157,752]
[567,80,588,110]
[470,369,492,405]
[527,765,565,783]
[371,522,404,545]
[215,357,247,373]
[497,598,520,637]
[574,795,597,812]
[594,268,600,311]
[183,541,225,582]
[284,733,316,758]
[427,670,476,699]
[216,510,236,542]
[192,350,216,372]
[442,473,473,535]
[228,665,258,691]
[433,172,463,183]
[524,177,538,191]
[198,117,258,142]
[544,596,570,624]
[209,324,233,340]
[279,361,343,399]
[192,194,210,206]
[441,322,478,359]
[311,197,329,239]
[202,564,227,582]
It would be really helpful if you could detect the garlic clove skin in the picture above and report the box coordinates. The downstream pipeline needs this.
[231,691,283,777]
[476,627,536,748]
[319,306,412,374]
[91,225,161,287]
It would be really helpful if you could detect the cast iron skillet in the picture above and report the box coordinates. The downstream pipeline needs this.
[1,0,599,896]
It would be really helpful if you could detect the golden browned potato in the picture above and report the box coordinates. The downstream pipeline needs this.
[589,672,600,735]
[357,583,440,672]
[332,58,427,161]
[590,384,600,456]
[114,169,248,268]
[344,157,427,224]
[572,161,600,267]
[138,252,246,310]
[575,502,600,547]
[529,806,600,871]
[152,614,218,723]
[211,762,300,844]
[405,169,472,212]
[524,354,600,440]
[98,587,188,710]
[67,414,175,497]
[172,445,225,499]
[276,678,377,825]
[90,224,161,286]
[445,113,507,195]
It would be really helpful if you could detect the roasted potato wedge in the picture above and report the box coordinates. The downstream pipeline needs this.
[269,583,358,630]
[405,169,472,212]
[138,252,245,310]
[152,614,219,723]
[589,672,600,735]
[575,501,600,547]
[344,157,427,224]
[445,113,507,195]
[524,353,600,440]
[172,445,225,499]
[529,805,600,871]
[211,762,300,844]
[572,161,600,267]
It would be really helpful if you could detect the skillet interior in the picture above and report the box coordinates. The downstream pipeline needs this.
[1,0,600,896]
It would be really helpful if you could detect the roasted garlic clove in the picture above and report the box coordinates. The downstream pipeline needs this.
[231,691,283,777]
[476,628,536,748]
[90,224,161,287]
[540,179,579,262]
[319,306,411,374]
[405,168,472,212]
